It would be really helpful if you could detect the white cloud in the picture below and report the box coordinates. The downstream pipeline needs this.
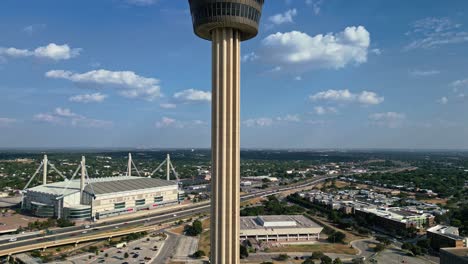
[358,91,385,105]
[242,52,259,63]
[155,117,205,128]
[45,69,161,101]
[243,118,274,127]
[174,89,211,102]
[310,89,354,102]
[405,17,468,50]
[23,24,46,35]
[269,66,282,73]
[369,112,406,128]
[262,26,370,70]
[269,9,297,25]
[305,0,324,15]
[310,89,384,105]
[0,43,81,60]
[437,96,448,104]
[54,107,78,118]
[409,69,440,76]
[294,76,302,81]
[34,113,61,123]
[160,103,177,109]
[370,48,382,55]
[126,0,157,6]
[451,78,468,88]
[69,93,107,103]
[276,114,301,122]
[34,108,112,128]
[313,106,338,115]
[0,118,17,127]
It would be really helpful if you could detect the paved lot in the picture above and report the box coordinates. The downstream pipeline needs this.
[0,210,41,233]
[173,235,199,262]
[375,248,432,264]
[152,232,179,264]
[351,238,378,259]
[55,233,166,264]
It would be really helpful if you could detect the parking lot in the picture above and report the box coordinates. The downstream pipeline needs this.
[375,248,434,264]
[57,233,167,264]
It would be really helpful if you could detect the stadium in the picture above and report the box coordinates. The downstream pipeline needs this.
[21,154,184,220]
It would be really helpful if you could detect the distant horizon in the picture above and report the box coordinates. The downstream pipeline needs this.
[1,147,467,153]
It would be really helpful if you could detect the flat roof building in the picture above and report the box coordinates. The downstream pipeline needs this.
[440,248,468,264]
[240,215,323,242]
[355,207,435,231]
[428,225,468,249]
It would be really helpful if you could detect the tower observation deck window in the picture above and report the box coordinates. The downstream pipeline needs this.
[191,2,262,25]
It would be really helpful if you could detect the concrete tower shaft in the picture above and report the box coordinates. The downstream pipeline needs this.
[188,1,263,263]
[210,27,241,263]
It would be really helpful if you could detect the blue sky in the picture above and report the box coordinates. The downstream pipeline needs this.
[0,0,467,149]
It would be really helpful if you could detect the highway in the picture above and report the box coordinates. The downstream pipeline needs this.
[0,175,335,257]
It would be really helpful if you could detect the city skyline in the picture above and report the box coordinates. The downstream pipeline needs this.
[1,0,468,149]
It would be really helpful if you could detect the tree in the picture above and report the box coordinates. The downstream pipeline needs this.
[374,243,386,252]
[416,239,430,249]
[352,258,365,264]
[240,245,249,259]
[192,250,206,258]
[327,231,346,243]
[277,254,289,261]
[124,252,129,258]
[401,242,412,251]
[376,236,391,246]
[311,251,325,259]
[185,220,203,236]
[411,246,422,256]
[333,258,343,264]
[320,255,333,264]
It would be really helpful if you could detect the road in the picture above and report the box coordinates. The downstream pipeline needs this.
[0,175,336,257]
[351,238,378,260]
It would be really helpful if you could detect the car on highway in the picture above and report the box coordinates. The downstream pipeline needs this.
[82,231,87,234]
[84,225,90,228]
[9,237,17,242]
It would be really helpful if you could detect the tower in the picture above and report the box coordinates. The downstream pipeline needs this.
[187,1,264,263]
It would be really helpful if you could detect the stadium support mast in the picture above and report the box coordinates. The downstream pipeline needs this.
[128,153,132,177]
[43,155,48,185]
[187,1,264,262]
[167,154,170,181]
[80,156,86,199]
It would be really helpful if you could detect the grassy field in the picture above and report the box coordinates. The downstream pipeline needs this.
[197,218,211,255]
[268,243,357,255]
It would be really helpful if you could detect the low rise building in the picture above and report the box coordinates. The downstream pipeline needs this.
[440,248,468,264]
[240,215,323,242]
[355,207,435,230]
[427,225,468,249]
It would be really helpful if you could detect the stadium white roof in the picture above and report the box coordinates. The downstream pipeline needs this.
[26,176,176,197]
